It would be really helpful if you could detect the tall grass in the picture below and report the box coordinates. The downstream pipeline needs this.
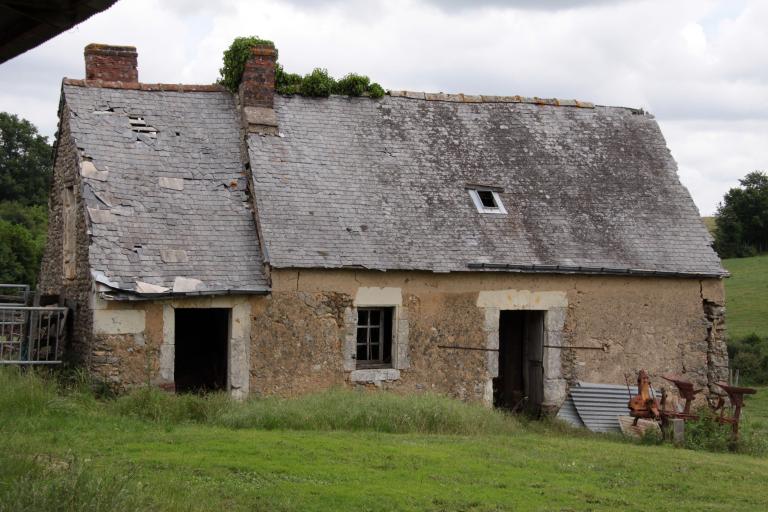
[1,366,519,436]
[112,386,521,435]
[0,366,57,418]
[0,366,97,429]
[1,367,764,453]
[0,455,151,512]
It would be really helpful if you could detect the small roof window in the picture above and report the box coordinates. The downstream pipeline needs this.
[468,188,507,214]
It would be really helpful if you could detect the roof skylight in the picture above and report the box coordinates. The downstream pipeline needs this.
[468,188,507,214]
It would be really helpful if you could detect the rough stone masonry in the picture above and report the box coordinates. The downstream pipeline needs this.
[38,43,729,413]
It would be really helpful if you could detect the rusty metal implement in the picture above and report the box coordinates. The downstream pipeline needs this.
[713,381,757,440]
[626,370,757,442]
[628,369,660,423]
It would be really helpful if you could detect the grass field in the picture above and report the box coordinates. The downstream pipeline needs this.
[1,369,768,512]
[745,386,768,423]
[702,216,716,235]
[2,245,767,511]
[722,254,768,340]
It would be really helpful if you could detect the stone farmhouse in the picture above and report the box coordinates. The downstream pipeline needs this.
[39,43,728,413]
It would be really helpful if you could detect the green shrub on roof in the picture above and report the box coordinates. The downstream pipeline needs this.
[275,64,303,95]
[218,36,384,99]
[298,68,334,97]
[218,36,276,93]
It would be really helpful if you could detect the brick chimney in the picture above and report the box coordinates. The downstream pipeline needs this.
[239,44,278,135]
[239,45,276,108]
[84,44,138,83]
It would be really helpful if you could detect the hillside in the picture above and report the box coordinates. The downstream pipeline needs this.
[723,254,768,340]
[702,215,716,235]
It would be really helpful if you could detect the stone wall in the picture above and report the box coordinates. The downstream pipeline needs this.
[251,269,727,408]
[704,298,729,391]
[75,268,727,411]
[38,104,95,364]
[88,295,253,397]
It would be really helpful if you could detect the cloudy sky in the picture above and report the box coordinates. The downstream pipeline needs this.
[1,0,766,215]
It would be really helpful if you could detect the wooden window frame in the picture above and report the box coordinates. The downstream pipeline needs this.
[355,307,394,369]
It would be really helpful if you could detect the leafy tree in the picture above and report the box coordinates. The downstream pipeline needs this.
[727,334,768,385]
[0,112,52,285]
[0,201,47,238]
[0,219,39,285]
[0,112,52,206]
[714,171,768,258]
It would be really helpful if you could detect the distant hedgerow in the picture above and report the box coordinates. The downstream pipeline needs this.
[218,36,385,98]
[728,333,768,385]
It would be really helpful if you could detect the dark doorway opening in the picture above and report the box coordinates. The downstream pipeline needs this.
[494,310,545,416]
[174,308,229,393]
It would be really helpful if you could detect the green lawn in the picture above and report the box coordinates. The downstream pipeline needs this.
[3,252,768,511]
[2,370,768,512]
[5,419,767,512]
[745,386,768,423]
[722,254,768,340]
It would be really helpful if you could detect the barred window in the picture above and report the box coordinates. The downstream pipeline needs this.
[355,307,394,369]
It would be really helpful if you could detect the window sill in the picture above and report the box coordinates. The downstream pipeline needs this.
[350,368,400,383]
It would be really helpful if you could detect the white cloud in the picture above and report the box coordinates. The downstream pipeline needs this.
[0,0,765,215]
[663,119,768,214]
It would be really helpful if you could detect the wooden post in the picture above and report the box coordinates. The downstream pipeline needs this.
[671,418,685,447]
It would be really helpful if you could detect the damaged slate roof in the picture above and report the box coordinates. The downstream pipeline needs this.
[63,83,269,294]
[248,94,725,276]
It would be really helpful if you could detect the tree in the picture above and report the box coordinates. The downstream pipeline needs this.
[0,219,38,285]
[0,112,52,284]
[0,112,53,206]
[714,171,768,258]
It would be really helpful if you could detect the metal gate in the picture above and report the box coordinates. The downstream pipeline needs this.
[0,285,67,364]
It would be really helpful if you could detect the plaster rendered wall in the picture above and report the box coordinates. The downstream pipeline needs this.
[249,269,727,409]
[38,105,95,363]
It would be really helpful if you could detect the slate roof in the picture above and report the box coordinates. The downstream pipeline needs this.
[62,82,269,294]
[248,94,725,276]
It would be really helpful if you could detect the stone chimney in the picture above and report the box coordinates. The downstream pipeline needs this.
[84,44,138,83]
[239,44,278,135]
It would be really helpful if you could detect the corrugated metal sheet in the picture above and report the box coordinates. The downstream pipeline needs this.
[555,393,585,428]
[556,382,656,433]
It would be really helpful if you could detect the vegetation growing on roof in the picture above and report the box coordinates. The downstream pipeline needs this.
[218,36,385,99]
[217,36,277,93]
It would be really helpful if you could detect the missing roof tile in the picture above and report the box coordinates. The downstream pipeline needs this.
[128,116,157,138]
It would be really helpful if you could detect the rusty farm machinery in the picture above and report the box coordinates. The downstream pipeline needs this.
[625,369,757,442]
